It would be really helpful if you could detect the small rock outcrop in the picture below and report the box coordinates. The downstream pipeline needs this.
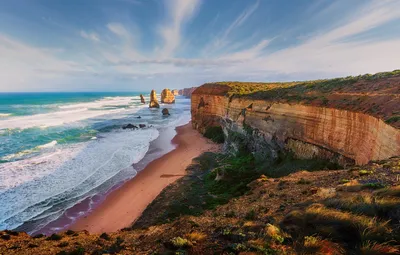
[161,89,175,104]
[139,124,146,128]
[179,87,197,97]
[149,90,160,108]
[122,124,138,130]
[162,108,170,116]
[140,94,145,104]
[172,89,179,96]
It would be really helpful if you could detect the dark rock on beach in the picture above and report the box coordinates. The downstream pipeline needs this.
[122,124,138,130]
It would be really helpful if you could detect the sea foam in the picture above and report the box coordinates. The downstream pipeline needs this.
[0,128,159,230]
[0,97,141,130]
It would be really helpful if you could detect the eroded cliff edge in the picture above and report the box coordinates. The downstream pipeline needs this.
[192,71,400,165]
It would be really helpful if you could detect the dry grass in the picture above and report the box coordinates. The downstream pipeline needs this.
[360,241,400,255]
[301,236,345,255]
[325,194,400,218]
[375,186,400,198]
[184,232,207,242]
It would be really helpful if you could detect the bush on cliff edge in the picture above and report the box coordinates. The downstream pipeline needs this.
[204,126,225,143]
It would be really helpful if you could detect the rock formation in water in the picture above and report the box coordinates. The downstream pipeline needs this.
[122,124,138,130]
[172,89,179,96]
[140,94,145,104]
[191,71,400,166]
[149,90,160,108]
[178,87,197,98]
[161,89,175,104]
[162,108,170,116]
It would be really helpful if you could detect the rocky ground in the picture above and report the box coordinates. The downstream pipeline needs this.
[1,150,399,254]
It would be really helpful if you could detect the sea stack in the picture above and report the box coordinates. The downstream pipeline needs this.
[172,89,179,96]
[161,89,175,104]
[149,90,160,108]
[140,94,145,104]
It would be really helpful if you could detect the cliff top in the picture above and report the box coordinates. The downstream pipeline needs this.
[194,70,400,128]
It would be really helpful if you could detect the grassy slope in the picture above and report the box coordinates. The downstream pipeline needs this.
[1,151,399,255]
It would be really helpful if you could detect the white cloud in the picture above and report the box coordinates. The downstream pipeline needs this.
[158,0,201,58]
[80,30,100,42]
[1,0,400,92]
[0,34,87,91]
[223,0,400,78]
[203,0,259,55]
[107,23,131,39]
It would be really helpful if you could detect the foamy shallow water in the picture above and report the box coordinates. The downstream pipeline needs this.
[0,93,191,232]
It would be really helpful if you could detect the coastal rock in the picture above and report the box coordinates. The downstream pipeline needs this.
[161,89,175,104]
[172,89,179,96]
[139,124,146,128]
[179,87,197,97]
[140,94,145,104]
[122,124,138,130]
[162,108,170,116]
[149,90,160,108]
[191,77,400,166]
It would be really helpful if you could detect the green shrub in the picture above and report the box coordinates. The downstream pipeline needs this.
[362,183,387,190]
[204,126,225,143]
[297,178,311,185]
[359,170,374,176]
[245,209,257,220]
[46,233,62,241]
[170,237,192,249]
[385,116,400,124]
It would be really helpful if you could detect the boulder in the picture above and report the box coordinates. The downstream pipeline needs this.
[162,108,170,116]
[161,89,175,104]
[122,124,138,130]
[172,89,179,96]
[149,90,160,108]
[140,94,145,104]
[139,124,146,128]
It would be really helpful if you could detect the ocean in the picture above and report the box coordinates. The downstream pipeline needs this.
[0,92,191,234]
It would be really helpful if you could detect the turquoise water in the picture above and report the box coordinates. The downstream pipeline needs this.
[0,92,191,233]
[0,92,142,116]
[0,92,141,161]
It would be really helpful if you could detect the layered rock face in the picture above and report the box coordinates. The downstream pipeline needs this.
[140,94,145,104]
[178,87,197,97]
[149,90,160,108]
[161,89,175,104]
[192,75,400,165]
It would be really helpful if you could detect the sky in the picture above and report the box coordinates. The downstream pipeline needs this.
[0,0,399,92]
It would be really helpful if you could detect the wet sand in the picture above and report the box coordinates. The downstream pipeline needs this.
[71,123,220,233]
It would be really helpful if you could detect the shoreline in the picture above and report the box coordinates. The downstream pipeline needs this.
[69,122,219,233]
[31,124,180,236]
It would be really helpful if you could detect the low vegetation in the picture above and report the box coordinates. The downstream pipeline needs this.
[1,144,400,254]
[203,126,225,143]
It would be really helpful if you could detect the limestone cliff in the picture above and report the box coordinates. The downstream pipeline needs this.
[161,89,175,104]
[178,87,197,97]
[149,90,160,108]
[192,71,400,165]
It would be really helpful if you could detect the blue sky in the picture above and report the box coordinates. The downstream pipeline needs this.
[0,0,399,92]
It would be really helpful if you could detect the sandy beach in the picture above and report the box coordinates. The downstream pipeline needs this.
[71,123,219,233]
